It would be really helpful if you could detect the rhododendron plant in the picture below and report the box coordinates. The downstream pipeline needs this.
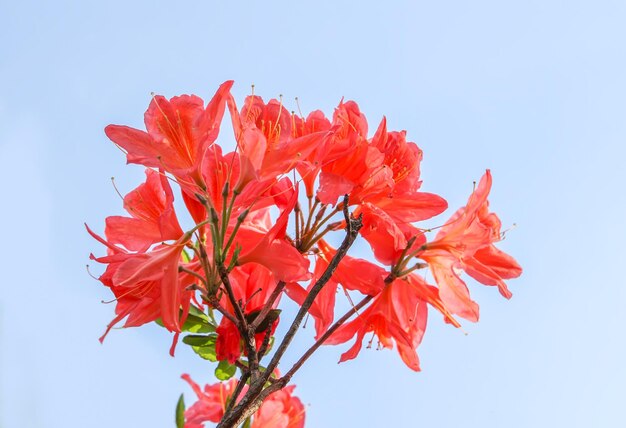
[88,81,521,427]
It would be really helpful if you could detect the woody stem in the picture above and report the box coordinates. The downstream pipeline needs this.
[216,263,259,384]
[217,195,362,428]
[282,273,396,382]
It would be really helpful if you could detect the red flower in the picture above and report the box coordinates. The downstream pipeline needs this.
[87,223,193,355]
[181,375,304,428]
[236,187,310,282]
[252,385,306,428]
[226,94,328,192]
[105,81,233,186]
[419,170,522,321]
[285,239,387,338]
[104,168,183,252]
[215,263,282,363]
[181,374,241,426]
[326,277,428,371]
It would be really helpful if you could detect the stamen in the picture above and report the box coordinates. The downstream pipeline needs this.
[86,264,99,280]
[110,177,124,201]
[500,223,517,240]
[295,96,304,118]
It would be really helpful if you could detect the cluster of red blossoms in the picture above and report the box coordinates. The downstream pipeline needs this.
[88,80,521,427]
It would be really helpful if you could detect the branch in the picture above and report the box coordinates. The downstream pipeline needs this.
[249,281,286,333]
[282,273,396,382]
[262,195,361,382]
[283,294,373,381]
[205,295,239,326]
[217,263,260,383]
[225,371,250,414]
[218,195,362,428]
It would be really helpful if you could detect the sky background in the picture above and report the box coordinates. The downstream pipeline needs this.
[1,1,626,427]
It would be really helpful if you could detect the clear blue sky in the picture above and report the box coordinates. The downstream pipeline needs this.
[1,1,625,427]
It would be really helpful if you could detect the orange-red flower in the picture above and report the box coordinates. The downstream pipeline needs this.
[215,263,284,363]
[104,168,183,252]
[181,374,241,427]
[419,170,522,321]
[325,277,429,371]
[182,374,305,428]
[105,81,233,187]
[252,384,305,428]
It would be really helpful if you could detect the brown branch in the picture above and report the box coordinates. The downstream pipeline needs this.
[257,325,273,359]
[217,263,259,384]
[217,195,362,428]
[225,371,250,414]
[282,294,373,381]
[205,295,239,326]
[261,195,361,379]
[249,280,286,333]
[281,273,396,382]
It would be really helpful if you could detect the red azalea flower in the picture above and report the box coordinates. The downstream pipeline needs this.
[419,170,522,321]
[181,374,241,426]
[236,187,310,282]
[325,277,429,371]
[226,94,328,192]
[252,385,306,428]
[215,263,282,363]
[181,374,304,428]
[87,225,193,352]
[105,81,233,186]
[285,239,387,339]
[104,168,183,252]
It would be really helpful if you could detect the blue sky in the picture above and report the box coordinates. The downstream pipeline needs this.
[1,1,625,427]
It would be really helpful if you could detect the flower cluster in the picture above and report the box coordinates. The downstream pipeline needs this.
[88,81,521,427]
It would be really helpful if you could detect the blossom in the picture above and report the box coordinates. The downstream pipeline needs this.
[104,168,183,252]
[419,170,522,321]
[215,263,282,363]
[181,374,240,426]
[285,239,386,338]
[88,226,193,340]
[252,385,305,428]
[181,375,304,428]
[236,187,310,282]
[105,81,233,186]
[226,94,329,191]
[325,277,426,371]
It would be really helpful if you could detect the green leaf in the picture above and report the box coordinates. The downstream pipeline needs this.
[241,416,252,428]
[187,334,217,361]
[215,360,237,381]
[188,305,209,320]
[191,344,217,362]
[181,248,192,263]
[155,306,216,334]
[182,334,215,346]
[175,394,185,428]
[183,315,216,333]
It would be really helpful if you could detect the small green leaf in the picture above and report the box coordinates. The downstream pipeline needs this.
[182,315,215,333]
[183,334,215,346]
[175,394,185,428]
[192,344,217,362]
[155,306,216,333]
[215,360,237,381]
[188,305,209,320]
[187,334,217,361]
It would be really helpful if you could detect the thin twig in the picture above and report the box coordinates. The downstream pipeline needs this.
[249,281,286,332]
